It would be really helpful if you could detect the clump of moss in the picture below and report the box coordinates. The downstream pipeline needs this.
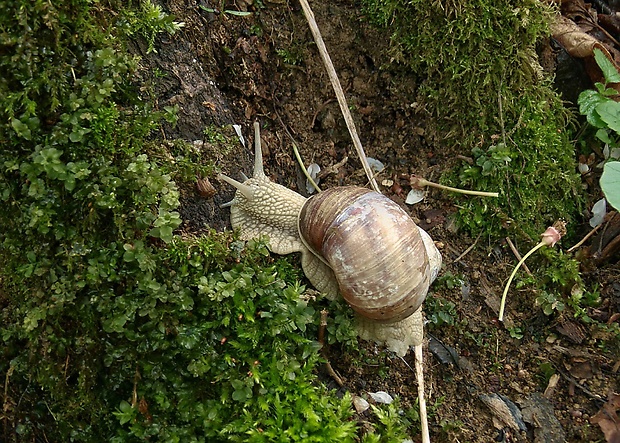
[361,0,582,239]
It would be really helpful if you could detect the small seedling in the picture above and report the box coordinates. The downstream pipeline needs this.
[498,221,567,321]
[410,175,499,198]
[199,5,252,16]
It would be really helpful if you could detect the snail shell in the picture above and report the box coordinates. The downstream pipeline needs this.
[299,186,431,322]
[196,176,217,198]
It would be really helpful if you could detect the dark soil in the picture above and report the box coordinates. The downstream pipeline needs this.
[139,1,620,441]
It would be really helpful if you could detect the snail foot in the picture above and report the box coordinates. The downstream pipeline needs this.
[356,307,424,357]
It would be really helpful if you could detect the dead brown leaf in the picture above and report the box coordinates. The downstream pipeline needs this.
[551,15,609,59]
[551,14,620,88]
[556,318,587,344]
[561,0,598,33]
[591,392,620,443]
[567,358,593,379]
[590,212,620,265]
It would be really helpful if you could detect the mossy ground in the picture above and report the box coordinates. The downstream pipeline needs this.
[0,2,369,441]
[361,0,582,239]
[1,0,617,442]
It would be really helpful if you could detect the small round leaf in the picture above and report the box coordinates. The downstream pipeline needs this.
[600,161,620,210]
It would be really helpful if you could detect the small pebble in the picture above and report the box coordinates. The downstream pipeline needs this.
[352,395,370,413]
[369,391,393,404]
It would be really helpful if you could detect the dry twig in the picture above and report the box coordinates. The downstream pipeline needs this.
[298,0,380,192]
[505,237,533,276]
[567,223,602,253]
[453,231,482,263]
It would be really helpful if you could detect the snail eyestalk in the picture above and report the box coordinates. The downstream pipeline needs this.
[498,221,566,321]
[411,176,499,198]
[253,122,266,179]
[217,173,255,201]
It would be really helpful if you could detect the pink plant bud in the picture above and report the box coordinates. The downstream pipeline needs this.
[540,221,566,247]
[409,175,425,189]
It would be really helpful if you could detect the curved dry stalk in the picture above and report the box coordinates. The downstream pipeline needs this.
[498,221,566,321]
[297,0,380,193]
[498,242,545,321]
[292,142,322,193]
[567,223,602,253]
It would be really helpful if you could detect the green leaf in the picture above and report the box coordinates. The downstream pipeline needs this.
[601,161,620,210]
[224,10,252,16]
[11,118,32,140]
[595,128,614,145]
[594,48,620,84]
[595,101,620,134]
[159,226,173,242]
[578,89,608,128]
[114,401,135,425]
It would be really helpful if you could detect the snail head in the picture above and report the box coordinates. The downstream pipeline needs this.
[218,122,268,207]
[217,122,307,255]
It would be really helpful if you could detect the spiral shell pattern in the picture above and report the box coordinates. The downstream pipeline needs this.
[299,186,431,322]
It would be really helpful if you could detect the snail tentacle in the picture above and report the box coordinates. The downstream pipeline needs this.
[217,173,255,201]
[252,122,266,179]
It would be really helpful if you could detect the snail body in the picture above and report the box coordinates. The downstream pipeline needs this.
[218,123,441,356]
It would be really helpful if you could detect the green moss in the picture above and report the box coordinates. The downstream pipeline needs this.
[361,0,582,239]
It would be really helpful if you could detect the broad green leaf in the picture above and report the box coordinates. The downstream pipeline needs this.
[11,118,32,140]
[578,89,608,128]
[601,161,620,210]
[594,48,620,84]
[596,101,620,134]
[158,226,173,243]
[595,128,614,144]
[69,130,84,142]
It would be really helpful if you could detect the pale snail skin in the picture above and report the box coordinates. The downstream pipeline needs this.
[218,123,442,356]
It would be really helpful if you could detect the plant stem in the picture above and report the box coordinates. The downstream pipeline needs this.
[498,241,546,321]
[414,343,430,443]
[298,0,380,193]
[414,177,499,197]
[292,142,321,193]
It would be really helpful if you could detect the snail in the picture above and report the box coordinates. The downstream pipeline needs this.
[218,122,441,356]
[196,176,217,198]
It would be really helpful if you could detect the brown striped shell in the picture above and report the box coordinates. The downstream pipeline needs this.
[299,186,431,322]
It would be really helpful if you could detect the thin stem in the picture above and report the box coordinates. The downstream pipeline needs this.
[414,344,430,443]
[415,177,499,198]
[505,237,532,276]
[297,0,380,192]
[498,241,546,321]
[292,143,321,193]
[567,223,602,252]
[318,309,328,346]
